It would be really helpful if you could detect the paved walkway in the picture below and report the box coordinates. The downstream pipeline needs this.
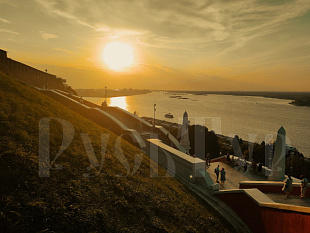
[207,162,255,190]
[208,161,310,208]
[266,193,310,207]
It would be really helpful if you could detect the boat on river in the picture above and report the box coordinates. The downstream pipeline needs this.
[165,113,174,118]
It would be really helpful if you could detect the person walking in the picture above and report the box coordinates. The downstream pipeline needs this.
[220,168,226,185]
[214,165,220,183]
[300,175,309,198]
[282,175,293,197]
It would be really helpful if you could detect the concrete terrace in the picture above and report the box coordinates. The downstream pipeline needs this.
[209,161,310,208]
[266,193,310,208]
[207,162,265,190]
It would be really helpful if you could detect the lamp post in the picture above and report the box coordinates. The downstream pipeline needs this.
[153,104,156,130]
[45,69,48,89]
[101,86,108,110]
[105,86,107,103]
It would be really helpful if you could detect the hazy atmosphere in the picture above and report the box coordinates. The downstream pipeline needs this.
[1,0,310,90]
[2,1,310,232]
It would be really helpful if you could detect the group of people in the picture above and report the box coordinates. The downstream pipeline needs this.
[214,165,226,185]
[209,154,309,197]
[282,174,309,198]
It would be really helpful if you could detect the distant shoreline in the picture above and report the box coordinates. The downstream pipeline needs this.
[75,88,151,98]
[78,89,310,107]
[165,90,310,107]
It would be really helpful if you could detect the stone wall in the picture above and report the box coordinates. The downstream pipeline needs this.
[0,49,65,90]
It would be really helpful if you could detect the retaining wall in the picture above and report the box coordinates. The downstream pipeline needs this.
[40,89,145,148]
[240,181,310,197]
[147,138,218,190]
[216,189,310,233]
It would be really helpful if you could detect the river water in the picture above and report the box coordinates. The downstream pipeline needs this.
[85,92,310,158]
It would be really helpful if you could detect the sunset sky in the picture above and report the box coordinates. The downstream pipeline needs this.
[1,0,310,91]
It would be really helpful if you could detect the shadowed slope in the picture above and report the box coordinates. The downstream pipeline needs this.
[0,72,234,232]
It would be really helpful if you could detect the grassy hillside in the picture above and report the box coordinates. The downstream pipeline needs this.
[0,72,234,232]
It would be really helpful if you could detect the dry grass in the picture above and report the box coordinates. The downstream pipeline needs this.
[0,72,234,232]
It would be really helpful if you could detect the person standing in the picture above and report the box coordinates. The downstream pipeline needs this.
[243,160,247,172]
[300,175,309,198]
[226,153,230,164]
[282,175,293,197]
[215,165,220,182]
[207,153,211,167]
[252,160,257,173]
[205,153,211,167]
[220,168,226,185]
[205,154,209,168]
[257,163,263,174]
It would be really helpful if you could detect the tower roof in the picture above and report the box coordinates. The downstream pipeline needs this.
[278,126,286,135]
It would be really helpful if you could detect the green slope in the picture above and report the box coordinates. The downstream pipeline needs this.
[0,72,234,232]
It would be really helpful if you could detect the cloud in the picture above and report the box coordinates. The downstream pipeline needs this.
[0,28,18,34]
[34,0,310,53]
[0,0,16,7]
[0,17,10,24]
[214,0,310,54]
[39,31,58,40]
[34,0,97,30]
[53,48,75,54]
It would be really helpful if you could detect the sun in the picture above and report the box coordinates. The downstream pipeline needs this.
[103,42,134,71]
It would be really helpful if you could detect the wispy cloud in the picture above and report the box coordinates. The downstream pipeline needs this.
[53,48,75,54]
[0,28,18,34]
[39,31,58,40]
[34,0,310,53]
[35,0,97,30]
[0,0,17,7]
[213,0,310,55]
[0,17,10,24]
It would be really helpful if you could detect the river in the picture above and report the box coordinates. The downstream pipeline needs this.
[85,92,310,158]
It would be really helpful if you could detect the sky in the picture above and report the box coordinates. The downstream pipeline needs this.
[0,0,310,91]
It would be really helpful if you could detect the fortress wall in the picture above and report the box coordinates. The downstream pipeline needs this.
[0,49,65,90]
[0,49,8,73]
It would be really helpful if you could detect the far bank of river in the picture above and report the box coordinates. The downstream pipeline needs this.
[167,90,310,107]
[85,92,310,158]
[76,88,150,98]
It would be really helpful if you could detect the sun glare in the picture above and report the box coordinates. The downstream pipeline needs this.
[109,96,128,111]
[103,42,134,71]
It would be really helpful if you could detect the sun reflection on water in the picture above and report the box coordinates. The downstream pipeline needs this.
[108,96,128,111]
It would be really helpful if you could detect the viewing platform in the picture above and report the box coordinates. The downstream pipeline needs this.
[209,161,310,207]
